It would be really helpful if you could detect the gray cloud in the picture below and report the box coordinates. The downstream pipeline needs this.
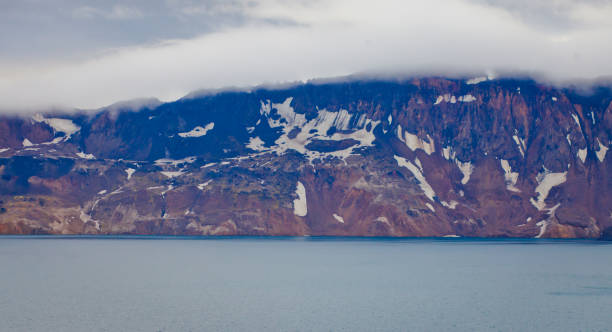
[0,0,611,111]
[469,0,612,31]
[0,0,298,61]
[71,5,145,20]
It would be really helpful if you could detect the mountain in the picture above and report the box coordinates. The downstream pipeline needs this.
[0,77,611,238]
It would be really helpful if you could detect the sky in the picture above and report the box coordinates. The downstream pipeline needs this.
[1,0,611,112]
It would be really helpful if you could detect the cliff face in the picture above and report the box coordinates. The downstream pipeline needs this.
[0,77,611,238]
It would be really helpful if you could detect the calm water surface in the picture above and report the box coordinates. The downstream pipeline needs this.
[0,236,610,331]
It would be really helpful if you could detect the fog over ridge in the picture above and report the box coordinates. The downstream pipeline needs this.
[1,0,611,112]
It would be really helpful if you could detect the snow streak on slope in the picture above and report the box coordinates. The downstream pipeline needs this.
[76,152,95,159]
[434,94,476,105]
[572,114,582,133]
[536,203,561,238]
[32,113,81,141]
[178,123,214,137]
[441,145,472,185]
[293,181,308,217]
[257,97,379,162]
[596,139,608,162]
[161,171,184,178]
[577,148,587,163]
[155,156,197,166]
[500,159,520,192]
[456,160,473,185]
[394,155,435,202]
[530,168,567,211]
[513,134,526,157]
[197,180,212,190]
[125,168,135,180]
[396,125,435,155]
[466,77,488,85]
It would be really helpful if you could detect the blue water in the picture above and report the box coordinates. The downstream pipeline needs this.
[0,237,611,331]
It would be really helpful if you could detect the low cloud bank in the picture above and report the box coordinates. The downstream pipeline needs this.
[1,0,611,112]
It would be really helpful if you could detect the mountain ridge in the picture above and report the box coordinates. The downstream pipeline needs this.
[0,76,610,238]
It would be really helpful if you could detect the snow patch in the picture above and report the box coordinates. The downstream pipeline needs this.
[535,220,548,238]
[530,168,567,211]
[260,97,306,128]
[435,94,475,104]
[466,76,488,85]
[258,97,379,163]
[596,139,608,162]
[155,156,196,166]
[571,114,582,133]
[394,155,436,202]
[387,115,392,124]
[97,190,107,195]
[125,168,135,180]
[333,213,345,223]
[458,94,476,102]
[552,97,558,102]
[577,148,587,163]
[535,203,561,238]
[293,181,308,217]
[0,148,8,153]
[197,180,212,190]
[246,137,266,151]
[161,171,184,178]
[22,138,33,147]
[108,188,123,196]
[500,159,520,192]
[512,135,526,157]
[147,186,164,190]
[456,160,473,185]
[441,146,473,185]
[178,123,214,138]
[396,125,435,155]
[442,146,454,160]
[414,157,423,171]
[32,114,80,140]
[426,203,436,212]
[76,152,95,159]
[80,211,100,230]
[441,200,458,209]
[161,185,174,196]
[42,137,65,145]
[434,94,456,104]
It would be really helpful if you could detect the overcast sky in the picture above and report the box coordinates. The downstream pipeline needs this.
[1,0,611,112]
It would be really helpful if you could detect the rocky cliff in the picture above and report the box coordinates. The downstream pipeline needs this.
[0,77,610,238]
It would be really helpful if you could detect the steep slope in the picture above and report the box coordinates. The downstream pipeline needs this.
[0,77,611,238]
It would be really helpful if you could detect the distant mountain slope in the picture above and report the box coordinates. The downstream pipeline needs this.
[1,77,611,238]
